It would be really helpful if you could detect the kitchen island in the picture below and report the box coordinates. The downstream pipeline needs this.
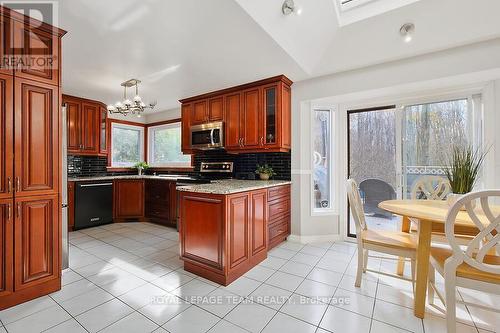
[178,180,291,285]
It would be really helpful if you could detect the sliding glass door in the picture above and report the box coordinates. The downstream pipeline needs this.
[348,97,476,238]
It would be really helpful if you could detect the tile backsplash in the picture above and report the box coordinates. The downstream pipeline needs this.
[193,151,291,180]
[68,151,291,180]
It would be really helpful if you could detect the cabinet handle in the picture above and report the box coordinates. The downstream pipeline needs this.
[16,203,21,219]
[16,177,20,192]
[260,137,264,146]
[7,177,12,193]
[7,204,11,220]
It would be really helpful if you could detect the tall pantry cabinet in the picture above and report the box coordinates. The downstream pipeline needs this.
[0,6,66,310]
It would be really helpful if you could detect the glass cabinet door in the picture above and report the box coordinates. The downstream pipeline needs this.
[263,85,278,145]
[100,107,107,153]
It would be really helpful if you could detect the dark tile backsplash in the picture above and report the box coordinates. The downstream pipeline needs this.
[193,151,291,180]
[68,151,291,180]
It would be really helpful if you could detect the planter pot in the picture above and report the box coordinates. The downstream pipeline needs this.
[137,168,143,176]
[446,193,475,210]
[259,173,270,181]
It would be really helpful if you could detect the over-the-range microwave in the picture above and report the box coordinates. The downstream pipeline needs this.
[190,121,224,150]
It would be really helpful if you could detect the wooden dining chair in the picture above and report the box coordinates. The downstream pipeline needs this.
[347,179,417,287]
[428,190,500,333]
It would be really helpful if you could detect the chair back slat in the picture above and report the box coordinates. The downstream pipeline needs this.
[411,176,451,200]
[346,179,367,235]
[446,191,500,275]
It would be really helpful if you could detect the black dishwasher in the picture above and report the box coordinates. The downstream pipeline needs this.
[75,181,113,230]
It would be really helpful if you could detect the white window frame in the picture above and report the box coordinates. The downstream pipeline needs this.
[311,108,336,216]
[111,122,145,167]
[147,122,191,168]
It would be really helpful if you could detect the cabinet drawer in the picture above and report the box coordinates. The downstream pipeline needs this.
[269,218,289,241]
[268,185,290,201]
[146,203,169,218]
[268,197,290,221]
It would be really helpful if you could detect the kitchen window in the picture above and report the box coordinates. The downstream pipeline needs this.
[148,122,191,167]
[312,109,334,214]
[111,122,145,167]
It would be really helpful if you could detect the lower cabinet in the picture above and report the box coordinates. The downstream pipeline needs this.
[0,195,60,310]
[145,180,176,226]
[114,180,145,219]
[14,195,59,291]
[180,188,270,285]
[0,199,14,298]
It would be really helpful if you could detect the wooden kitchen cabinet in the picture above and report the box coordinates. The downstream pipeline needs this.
[267,184,291,249]
[145,179,176,227]
[12,20,61,86]
[0,74,13,200]
[15,79,59,198]
[181,103,192,154]
[14,195,59,291]
[114,180,145,219]
[180,75,292,154]
[0,7,65,311]
[179,187,271,285]
[63,95,107,156]
[0,198,14,298]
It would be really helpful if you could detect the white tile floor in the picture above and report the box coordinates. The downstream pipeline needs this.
[0,222,497,333]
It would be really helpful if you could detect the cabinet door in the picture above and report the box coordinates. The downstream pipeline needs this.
[64,98,82,153]
[227,193,250,269]
[14,79,58,197]
[0,14,13,75]
[262,84,279,148]
[80,102,99,154]
[14,195,59,291]
[0,198,13,297]
[224,92,241,150]
[208,96,223,122]
[0,74,13,200]
[250,190,267,257]
[281,84,292,149]
[114,180,145,218]
[13,21,60,86]
[181,103,192,154]
[241,88,260,149]
[191,100,208,125]
[99,106,107,155]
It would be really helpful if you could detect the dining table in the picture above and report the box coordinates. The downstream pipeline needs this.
[377,199,498,319]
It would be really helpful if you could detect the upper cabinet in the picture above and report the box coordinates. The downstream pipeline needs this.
[180,75,292,154]
[63,95,107,156]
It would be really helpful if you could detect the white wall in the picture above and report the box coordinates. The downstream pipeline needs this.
[291,38,500,242]
[145,108,181,124]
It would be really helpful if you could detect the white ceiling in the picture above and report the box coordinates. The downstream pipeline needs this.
[55,0,500,111]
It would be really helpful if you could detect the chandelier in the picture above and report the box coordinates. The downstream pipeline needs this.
[107,79,156,116]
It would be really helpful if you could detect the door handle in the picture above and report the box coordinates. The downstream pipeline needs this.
[7,203,11,220]
[7,177,11,193]
[16,202,21,219]
[16,177,20,192]
[260,137,264,146]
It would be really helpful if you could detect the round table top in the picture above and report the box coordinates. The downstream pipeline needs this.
[379,199,500,228]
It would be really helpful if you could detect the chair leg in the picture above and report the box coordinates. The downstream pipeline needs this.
[428,263,435,305]
[444,260,458,333]
[355,245,364,288]
[363,249,368,273]
[410,259,416,293]
[397,216,411,276]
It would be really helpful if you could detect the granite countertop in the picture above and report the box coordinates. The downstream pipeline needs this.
[68,175,196,182]
[177,179,292,194]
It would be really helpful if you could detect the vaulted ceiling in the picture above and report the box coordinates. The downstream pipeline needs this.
[51,0,500,110]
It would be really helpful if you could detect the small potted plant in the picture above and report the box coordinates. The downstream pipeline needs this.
[442,145,488,208]
[133,161,150,176]
[255,164,276,181]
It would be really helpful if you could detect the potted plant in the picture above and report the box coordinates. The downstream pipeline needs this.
[133,161,150,175]
[442,145,488,208]
[255,164,276,180]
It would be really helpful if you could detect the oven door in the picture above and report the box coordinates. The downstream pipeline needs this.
[190,122,224,149]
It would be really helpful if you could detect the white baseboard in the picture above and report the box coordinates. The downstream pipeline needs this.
[287,234,342,244]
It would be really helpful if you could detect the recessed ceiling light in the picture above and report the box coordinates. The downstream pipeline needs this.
[282,0,295,15]
[400,23,415,43]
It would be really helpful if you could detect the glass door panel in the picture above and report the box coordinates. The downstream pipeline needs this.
[402,99,470,199]
[348,107,401,237]
[263,85,277,145]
